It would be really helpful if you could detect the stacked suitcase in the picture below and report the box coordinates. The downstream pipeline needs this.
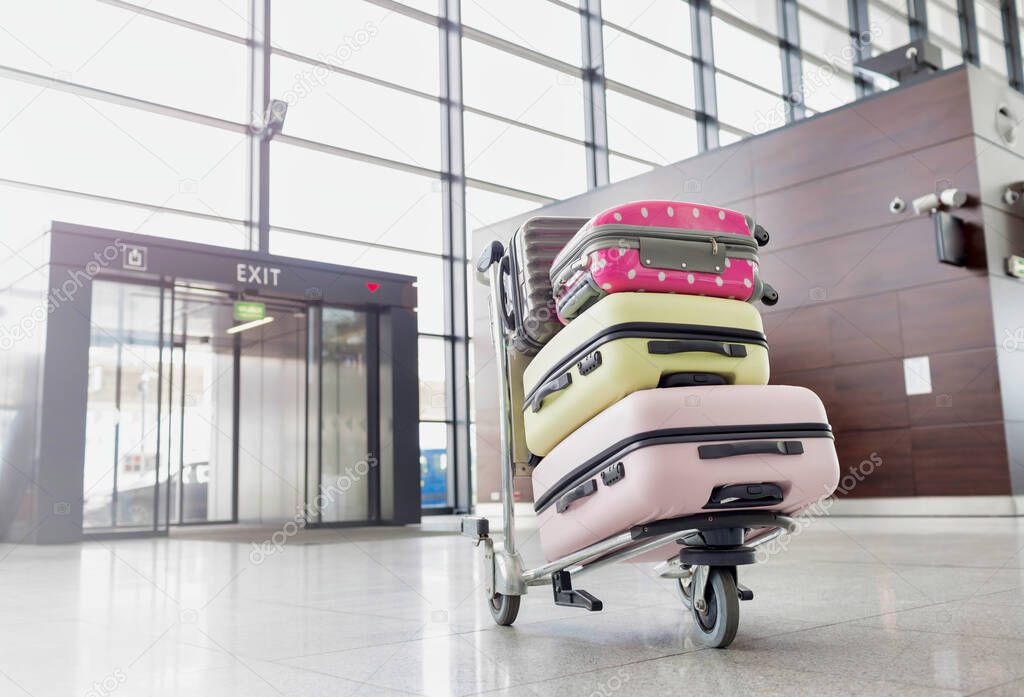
[497,201,840,562]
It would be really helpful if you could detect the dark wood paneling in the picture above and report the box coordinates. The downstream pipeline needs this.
[831,359,910,432]
[898,276,995,355]
[907,348,1003,427]
[751,69,972,194]
[911,423,1010,495]
[753,136,981,251]
[764,294,904,372]
[828,293,904,366]
[763,305,832,373]
[834,428,915,498]
[759,218,984,314]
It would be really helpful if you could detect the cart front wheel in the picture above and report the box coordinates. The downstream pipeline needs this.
[674,566,694,610]
[691,567,740,648]
[488,592,521,626]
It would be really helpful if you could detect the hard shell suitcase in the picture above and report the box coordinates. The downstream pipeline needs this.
[532,385,839,562]
[501,216,589,355]
[522,292,770,456]
[550,200,777,323]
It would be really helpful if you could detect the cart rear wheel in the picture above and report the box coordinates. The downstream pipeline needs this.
[488,592,521,626]
[691,567,739,648]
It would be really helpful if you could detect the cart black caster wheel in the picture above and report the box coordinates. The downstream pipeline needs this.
[488,593,521,626]
[692,568,740,648]
[674,566,694,610]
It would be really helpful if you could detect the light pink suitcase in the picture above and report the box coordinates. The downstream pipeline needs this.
[532,385,839,562]
[550,200,777,323]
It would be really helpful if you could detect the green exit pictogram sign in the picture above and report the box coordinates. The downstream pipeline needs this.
[233,301,266,322]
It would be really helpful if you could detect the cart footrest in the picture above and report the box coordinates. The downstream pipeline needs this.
[552,570,603,611]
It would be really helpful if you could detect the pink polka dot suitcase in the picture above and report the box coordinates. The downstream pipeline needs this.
[550,200,777,324]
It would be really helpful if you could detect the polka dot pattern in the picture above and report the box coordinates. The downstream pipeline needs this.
[555,200,768,315]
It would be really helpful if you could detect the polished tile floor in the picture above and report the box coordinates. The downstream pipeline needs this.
[1,515,1023,697]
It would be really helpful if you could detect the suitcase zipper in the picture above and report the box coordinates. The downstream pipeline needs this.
[533,423,833,514]
[522,321,768,409]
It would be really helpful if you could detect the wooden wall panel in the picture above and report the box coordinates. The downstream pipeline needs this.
[898,277,995,356]
[758,220,985,314]
[911,424,1010,496]
[833,429,915,498]
[753,136,981,251]
[906,348,1003,427]
[751,69,972,194]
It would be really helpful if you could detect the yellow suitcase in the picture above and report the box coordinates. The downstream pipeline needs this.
[522,293,770,456]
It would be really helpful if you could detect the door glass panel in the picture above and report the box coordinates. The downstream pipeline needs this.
[83,281,164,530]
[170,290,236,523]
[319,308,369,522]
[237,305,308,523]
[419,422,449,508]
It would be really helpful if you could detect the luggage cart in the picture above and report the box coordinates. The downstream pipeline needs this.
[465,241,798,648]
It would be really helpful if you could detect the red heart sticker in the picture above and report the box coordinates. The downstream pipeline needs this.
[365,282,380,293]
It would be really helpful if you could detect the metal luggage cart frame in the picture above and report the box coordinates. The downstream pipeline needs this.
[465,241,796,647]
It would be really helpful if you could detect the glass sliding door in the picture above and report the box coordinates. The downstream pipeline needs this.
[167,288,236,524]
[236,302,308,523]
[316,307,371,523]
[83,280,166,532]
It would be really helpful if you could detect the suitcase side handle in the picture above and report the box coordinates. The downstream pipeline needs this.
[555,478,598,513]
[528,372,572,413]
[647,339,748,358]
[697,440,804,460]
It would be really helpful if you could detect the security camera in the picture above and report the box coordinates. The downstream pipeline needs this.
[257,99,288,138]
[911,188,967,215]
[1004,182,1024,206]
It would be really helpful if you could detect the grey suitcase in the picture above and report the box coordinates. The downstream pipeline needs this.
[500,216,587,355]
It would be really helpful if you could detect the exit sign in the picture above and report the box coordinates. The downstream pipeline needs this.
[234,301,266,322]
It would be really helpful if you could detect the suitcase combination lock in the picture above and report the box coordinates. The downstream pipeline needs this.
[577,350,603,376]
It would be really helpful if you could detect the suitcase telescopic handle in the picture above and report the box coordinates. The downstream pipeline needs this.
[698,440,804,460]
[647,339,748,358]
[528,372,572,413]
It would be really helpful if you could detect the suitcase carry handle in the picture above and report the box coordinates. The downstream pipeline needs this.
[529,372,572,413]
[476,239,505,272]
[555,478,598,513]
[704,482,784,509]
[477,241,517,331]
[647,339,748,358]
[697,440,804,460]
